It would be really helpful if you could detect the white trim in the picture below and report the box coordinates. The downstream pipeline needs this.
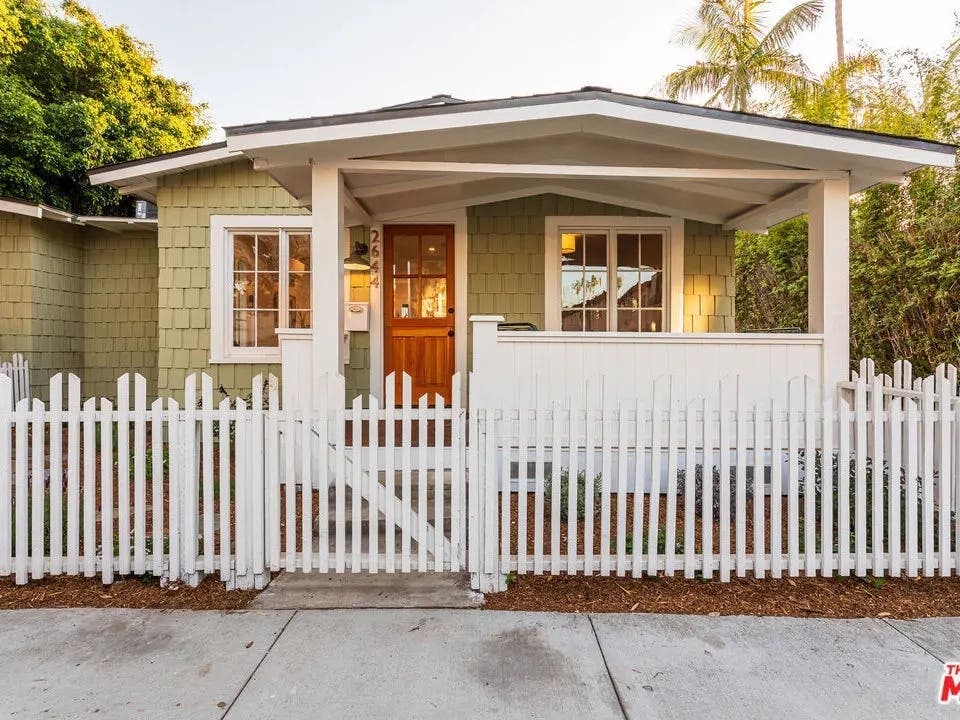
[544,216,682,333]
[351,174,494,198]
[88,144,241,187]
[495,330,824,345]
[226,99,956,168]
[209,214,312,364]
[372,183,726,225]
[373,210,468,406]
[339,159,850,182]
[723,185,810,232]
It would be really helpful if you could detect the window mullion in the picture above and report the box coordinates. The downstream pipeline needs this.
[280,228,290,329]
[607,230,616,331]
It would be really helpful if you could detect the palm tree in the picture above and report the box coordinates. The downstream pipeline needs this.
[834,0,844,64]
[663,0,824,112]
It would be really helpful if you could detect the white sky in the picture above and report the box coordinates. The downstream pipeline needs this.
[83,0,959,139]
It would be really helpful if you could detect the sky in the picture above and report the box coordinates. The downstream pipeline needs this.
[82,0,959,140]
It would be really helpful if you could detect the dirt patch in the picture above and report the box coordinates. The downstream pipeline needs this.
[483,573,960,618]
[0,575,259,610]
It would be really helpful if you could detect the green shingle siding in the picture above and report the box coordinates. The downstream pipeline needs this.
[0,212,158,400]
[466,194,736,361]
[155,159,307,398]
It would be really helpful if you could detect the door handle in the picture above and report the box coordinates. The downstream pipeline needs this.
[447,330,455,337]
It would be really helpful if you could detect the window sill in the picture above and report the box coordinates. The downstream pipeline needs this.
[209,352,282,365]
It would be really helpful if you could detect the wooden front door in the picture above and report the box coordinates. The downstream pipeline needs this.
[383,224,455,403]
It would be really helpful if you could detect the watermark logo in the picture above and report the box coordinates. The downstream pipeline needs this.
[939,663,960,704]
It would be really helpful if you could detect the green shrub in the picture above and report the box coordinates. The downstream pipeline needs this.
[544,468,601,521]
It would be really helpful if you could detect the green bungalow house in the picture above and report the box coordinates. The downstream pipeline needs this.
[2,88,955,410]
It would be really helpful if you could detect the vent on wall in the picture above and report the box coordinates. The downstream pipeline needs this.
[134,200,158,219]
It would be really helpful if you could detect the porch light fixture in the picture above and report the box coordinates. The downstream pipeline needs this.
[561,233,577,255]
[343,241,370,271]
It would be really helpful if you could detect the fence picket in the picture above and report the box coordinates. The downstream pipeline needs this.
[286,400,298,573]
[905,398,919,577]
[232,397,245,581]
[300,412,312,573]
[735,381,747,577]
[133,375,147,575]
[633,399,648,577]
[718,382,731,582]
[14,399,28,584]
[753,403,765,579]
[821,397,834,576]
[664,386,680,577]
[201,375,214,575]
[889,396,902,577]
[938,379,952,576]
[30,398,45,580]
[517,393,529,575]
[683,401,696,579]
[769,396,783,578]
[787,380,800,576]
[0,375,10,577]
[317,377,329,573]
[870,376,885,576]
[117,375,131,576]
[552,403,563,575]
[151,398,164,578]
[838,395,851,576]
[49,374,63,575]
[369,393,381,573]
[701,398,713,579]
[351,394,362,573]
[534,404,546,575]
[599,402,613,577]
[401,375,412,572]
[433,392,445,570]
[417,393,429,572]
[384,375,395,573]
[804,379,817,575]
[854,381,868,576]
[646,389,662,577]
[100,398,114,585]
[921,377,935,576]
[82,396,96,578]
[217,397,230,581]
[584,385,597,576]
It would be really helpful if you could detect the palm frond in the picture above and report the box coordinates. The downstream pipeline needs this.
[757,0,823,55]
[664,62,729,101]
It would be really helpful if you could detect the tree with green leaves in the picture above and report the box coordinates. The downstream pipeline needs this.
[663,0,824,112]
[0,1,210,215]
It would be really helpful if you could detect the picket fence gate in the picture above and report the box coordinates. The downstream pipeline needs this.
[1,359,959,592]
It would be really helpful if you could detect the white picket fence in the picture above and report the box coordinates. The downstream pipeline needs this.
[469,360,960,587]
[0,370,466,589]
[1,358,959,592]
[0,353,29,405]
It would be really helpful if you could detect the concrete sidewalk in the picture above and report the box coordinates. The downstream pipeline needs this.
[0,609,956,719]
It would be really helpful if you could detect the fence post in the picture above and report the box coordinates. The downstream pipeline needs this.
[467,367,506,593]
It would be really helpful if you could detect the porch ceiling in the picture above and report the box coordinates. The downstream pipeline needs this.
[267,132,843,227]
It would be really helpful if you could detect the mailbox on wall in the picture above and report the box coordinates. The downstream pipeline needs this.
[344,302,369,332]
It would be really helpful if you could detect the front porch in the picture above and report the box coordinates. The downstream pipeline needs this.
[277,171,846,411]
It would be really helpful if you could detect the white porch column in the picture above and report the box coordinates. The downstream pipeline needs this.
[311,164,344,408]
[807,177,850,396]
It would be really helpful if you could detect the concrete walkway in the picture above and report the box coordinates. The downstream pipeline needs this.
[1,609,956,719]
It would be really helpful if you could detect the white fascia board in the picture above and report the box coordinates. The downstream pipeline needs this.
[226,98,957,169]
[87,145,242,187]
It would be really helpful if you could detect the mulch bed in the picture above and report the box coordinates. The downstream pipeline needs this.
[0,575,259,610]
[483,574,960,618]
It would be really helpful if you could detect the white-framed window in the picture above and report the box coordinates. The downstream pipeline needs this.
[545,216,682,333]
[559,229,666,332]
[210,215,311,363]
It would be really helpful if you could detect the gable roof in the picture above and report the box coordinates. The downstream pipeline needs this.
[222,87,956,156]
[88,86,957,230]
